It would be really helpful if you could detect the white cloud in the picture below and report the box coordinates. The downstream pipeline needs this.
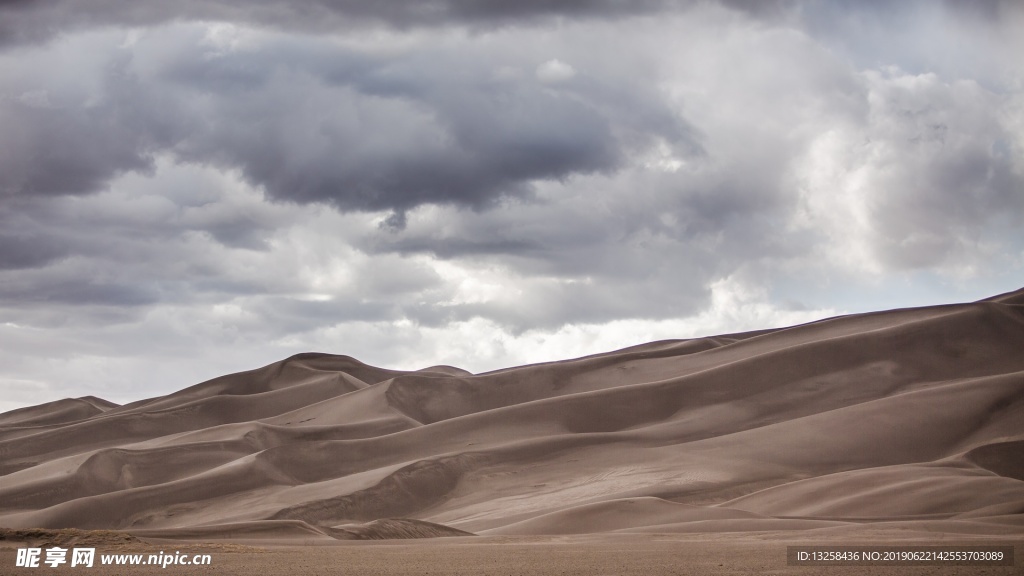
[535,58,576,83]
[791,68,1023,277]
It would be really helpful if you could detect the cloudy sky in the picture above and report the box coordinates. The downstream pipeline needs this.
[2,0,1023,412]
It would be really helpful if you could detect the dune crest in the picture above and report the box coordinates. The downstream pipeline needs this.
[2,289,1023,539]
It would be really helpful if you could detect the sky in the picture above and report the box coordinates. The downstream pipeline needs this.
[1,0,1023,412]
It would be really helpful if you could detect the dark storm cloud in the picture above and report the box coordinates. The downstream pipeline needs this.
[0,233,67,269]
[0,52,182,199]
[379,236,543,260]
[199,220,275,251]
[173,51,625,213]
[0,100,151,198]
[0,0,797,47]
[0,27,696,225]
[0,199,73,270]
[0,275,159,307]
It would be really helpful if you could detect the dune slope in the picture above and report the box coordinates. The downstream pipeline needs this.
[2,289,1023,539]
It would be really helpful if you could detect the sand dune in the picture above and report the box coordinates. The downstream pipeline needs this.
[2,289,1023,540]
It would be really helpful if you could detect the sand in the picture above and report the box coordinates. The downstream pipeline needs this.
[0,531,1020,575]
[1,287,1022,572]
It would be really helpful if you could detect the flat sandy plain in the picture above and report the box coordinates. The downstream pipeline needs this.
[2,288,1023,574]
[1,530,1021,575]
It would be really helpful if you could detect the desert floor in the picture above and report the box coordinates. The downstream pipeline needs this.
[2,531,1021,576]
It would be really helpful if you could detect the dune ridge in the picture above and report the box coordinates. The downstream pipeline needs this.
[1,289,1023,540]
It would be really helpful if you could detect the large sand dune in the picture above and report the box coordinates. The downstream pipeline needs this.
[2,289,1023,541]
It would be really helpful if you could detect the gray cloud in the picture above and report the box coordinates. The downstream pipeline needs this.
[0,0,799,48]
[0,232,67,270]
[0,47,183,199]
[0,1,1021,412]
[1,26,695,222]
[800,0,1024,91]
[792,69,1024,272]
[0,92,154,198]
